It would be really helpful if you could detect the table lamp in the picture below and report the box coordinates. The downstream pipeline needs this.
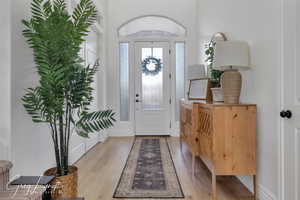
[213,41,250,104]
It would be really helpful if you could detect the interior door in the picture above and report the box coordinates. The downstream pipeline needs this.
[282,0,300,199]
[134,42,171,135]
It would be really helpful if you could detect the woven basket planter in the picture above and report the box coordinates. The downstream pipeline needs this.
[44,166,78,199]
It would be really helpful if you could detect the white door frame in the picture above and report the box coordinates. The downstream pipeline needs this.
[118,37,187,136]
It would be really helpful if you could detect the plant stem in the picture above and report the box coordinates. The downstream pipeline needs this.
[66,105,72,169]
[50,122,61,175]
[53,119,62,176]
[64,101,69,172]
[59,116,66,175]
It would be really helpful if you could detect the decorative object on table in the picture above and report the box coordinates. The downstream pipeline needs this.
[188,79,213,101]
[205,33,227,85]
[187,64,212,101]
[205,32,228,102]
[210,87,224,102]
[21,0,115,198]
[141,56,162,76]
[213,41,251,104]
[113,137,184,198]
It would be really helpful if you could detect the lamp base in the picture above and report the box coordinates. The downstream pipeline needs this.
[221,69,242,104]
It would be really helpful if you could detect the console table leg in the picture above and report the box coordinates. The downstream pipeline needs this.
[253,175,257,200]
[192,153,195,178]
[212,174,217,200]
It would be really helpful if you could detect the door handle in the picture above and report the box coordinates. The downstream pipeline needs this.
[280,110,292,119]
[136,99,140,103]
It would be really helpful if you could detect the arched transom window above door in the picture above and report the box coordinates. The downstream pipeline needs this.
[118,15,187,37]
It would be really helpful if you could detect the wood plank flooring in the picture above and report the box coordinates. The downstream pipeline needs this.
[75,137,254,200]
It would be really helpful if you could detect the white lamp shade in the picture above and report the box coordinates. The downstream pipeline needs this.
[187,64,206,80]
[213,41,250,70]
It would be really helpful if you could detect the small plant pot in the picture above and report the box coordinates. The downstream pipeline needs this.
[211,88,224,102]
[44,166,78,199]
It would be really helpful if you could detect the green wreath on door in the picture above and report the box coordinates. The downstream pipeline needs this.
[141,56,162,76]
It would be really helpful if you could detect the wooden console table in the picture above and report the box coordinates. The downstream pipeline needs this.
[180,99,257,200]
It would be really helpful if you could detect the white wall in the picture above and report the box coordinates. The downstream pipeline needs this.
[106,0,198,136]
[10,0,108,176]
[96,0,109,142]
[0,0,12,161]
[11,0,55,176]
[197,0,281,199]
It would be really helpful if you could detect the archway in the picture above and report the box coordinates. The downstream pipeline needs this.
[118,15,187,37]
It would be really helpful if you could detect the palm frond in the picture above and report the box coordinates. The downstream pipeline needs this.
[72,0,97,45]
[42,0,53,17]
[30,0,44,22]
[77,110,116,134]
[22,88,50,123]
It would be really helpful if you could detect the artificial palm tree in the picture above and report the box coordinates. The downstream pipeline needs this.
[22,0,115,176]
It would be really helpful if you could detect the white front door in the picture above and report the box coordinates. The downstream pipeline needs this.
[282,0,300,199]
[134,42,171,135]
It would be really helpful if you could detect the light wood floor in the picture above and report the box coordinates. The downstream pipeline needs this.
[75,137,254,200]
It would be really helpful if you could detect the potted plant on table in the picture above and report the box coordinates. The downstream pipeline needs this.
[205,40,224,102]
[22,0,115,198]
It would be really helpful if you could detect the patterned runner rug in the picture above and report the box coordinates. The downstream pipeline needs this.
[113,137,184,198]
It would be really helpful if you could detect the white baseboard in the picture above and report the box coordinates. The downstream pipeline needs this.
[258,184,277,200]
[98,131,108,142]
[171,129,180,137]
[108,129,135,137]
[70,136,109,164]
[109,128,180,137]
[238,176,277,200]
[238,176,253,192]
[85,135,99,151]
[69,143,85,164]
